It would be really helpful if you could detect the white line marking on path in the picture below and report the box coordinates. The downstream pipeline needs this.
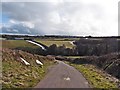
[64,77,71,81]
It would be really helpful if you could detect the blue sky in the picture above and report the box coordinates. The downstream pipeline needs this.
[0,16,2,23]
[2,15,9,23]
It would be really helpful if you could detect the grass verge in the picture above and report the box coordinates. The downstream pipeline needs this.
[66,62,119,88]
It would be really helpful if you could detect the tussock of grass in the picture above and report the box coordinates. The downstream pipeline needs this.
[68,63,118,88]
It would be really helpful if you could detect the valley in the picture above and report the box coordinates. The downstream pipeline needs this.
[1,35,120,89]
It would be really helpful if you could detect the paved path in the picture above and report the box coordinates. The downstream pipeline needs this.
[35,61,90,88]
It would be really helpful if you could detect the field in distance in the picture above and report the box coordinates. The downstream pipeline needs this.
[35,38,79,49]
[1,40,39,49]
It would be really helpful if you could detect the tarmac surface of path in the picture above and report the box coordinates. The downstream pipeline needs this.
[35,61,90,88]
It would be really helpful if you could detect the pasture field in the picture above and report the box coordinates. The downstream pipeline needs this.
[35,38,78,48]
[35,38,79,41]
[1,40,39,49]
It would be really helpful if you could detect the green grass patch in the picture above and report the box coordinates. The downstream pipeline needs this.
[36,39,75,49]
[35,38,79,41]
[1,40,39,49]
[67,62,118,88]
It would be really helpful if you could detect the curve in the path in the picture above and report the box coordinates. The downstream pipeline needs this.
[35,61,90,88]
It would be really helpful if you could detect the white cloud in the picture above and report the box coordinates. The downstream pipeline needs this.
[1,0,119,36]
[49,11,61,24]
[9,19,16,24]
[21,22,34,28]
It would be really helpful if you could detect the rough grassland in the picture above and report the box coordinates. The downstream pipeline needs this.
[2,48,55,88]
[66,62,119,88]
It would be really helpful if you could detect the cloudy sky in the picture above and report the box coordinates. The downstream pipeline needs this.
[0,0,119,36]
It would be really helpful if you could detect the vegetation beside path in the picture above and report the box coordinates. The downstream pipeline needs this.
[2,48,56,88]
[66,62,119,88]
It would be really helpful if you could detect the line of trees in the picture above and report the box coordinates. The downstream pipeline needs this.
[74,38,120,56]
[13,38,120,56]
[46,44,77,56]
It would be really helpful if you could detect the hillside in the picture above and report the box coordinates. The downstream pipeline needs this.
[59,53,120,88]
[64,52,120,80]
[1,37,120,89]
[2,48,55,88]
[1,40,45,55]
[75,38,120,56]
